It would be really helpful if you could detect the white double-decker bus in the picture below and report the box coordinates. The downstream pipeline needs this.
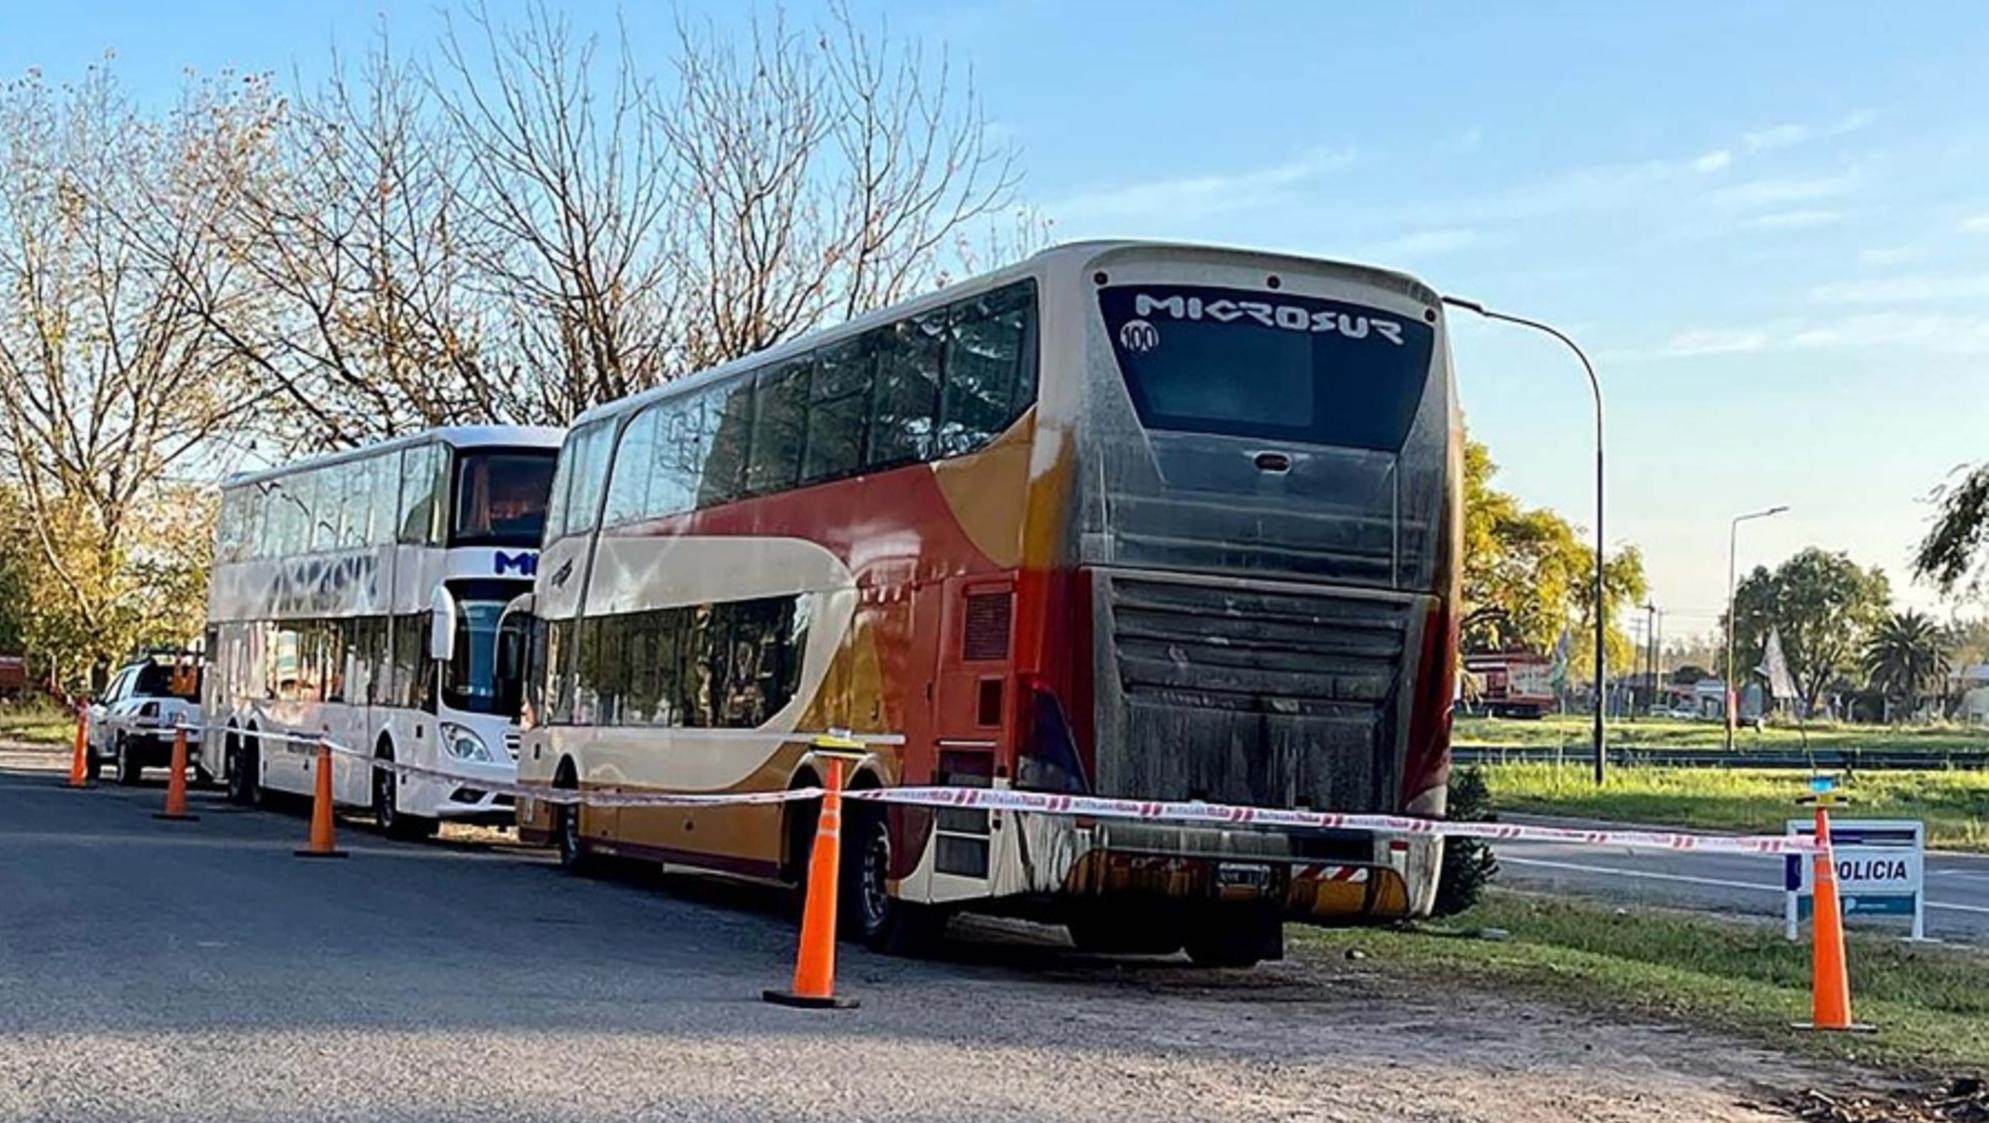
[203,426,562,837]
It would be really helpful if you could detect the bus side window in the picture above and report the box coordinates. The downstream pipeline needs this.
[868,314,943,469]
[698,380,755,508]
[803,337,874,484]
[940,279,1036,456]
[747,360,809,495]
[603,407,660,527]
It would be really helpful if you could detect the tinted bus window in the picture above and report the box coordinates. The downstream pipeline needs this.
[747,360,809,495]
[804,337,872,483]
[398,443,439,544]
[699,379,755,507]
[604,407,660,526]
[453,450,557,546]
[562,423,615,536]
[942,280,1036,455]
[868,316,943,468]
[649,399,703,517]
[1099,285,1434,452]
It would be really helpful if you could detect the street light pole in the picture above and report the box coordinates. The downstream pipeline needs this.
[1724,505,1789,751]
[1442,296,1607,784]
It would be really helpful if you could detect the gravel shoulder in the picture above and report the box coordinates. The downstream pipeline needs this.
[0,749,1857,1122]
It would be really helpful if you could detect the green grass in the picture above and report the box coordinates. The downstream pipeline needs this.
[1298,891,1989,1075]
[1456,713,1989,752]
[0,698,76,747]
[1484,763,1989,850]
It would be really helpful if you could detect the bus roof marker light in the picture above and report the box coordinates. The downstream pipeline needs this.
[1093,271,1108,286]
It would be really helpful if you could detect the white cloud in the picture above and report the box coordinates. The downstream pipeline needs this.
[1746,209,1844,231]
[1858,245,1925,266]
[1961,214,1989,233]
[1788,311,1989,355]
[1810,273,1989,304]
[1741,109,1876,152]
[1046,147,1359,228]
[1709,171,1861,210]
[1368,227,1488,258]
[1661,328,1770,357]
[1693,149,1732,173]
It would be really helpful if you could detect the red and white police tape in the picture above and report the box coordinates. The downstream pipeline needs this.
[199,722,1820,854]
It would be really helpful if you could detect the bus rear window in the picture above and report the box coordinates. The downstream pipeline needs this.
[453,450,558,546]
[1099,285,1435,451]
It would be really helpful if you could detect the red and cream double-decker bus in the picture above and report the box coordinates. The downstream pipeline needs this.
[508,241,1460,966]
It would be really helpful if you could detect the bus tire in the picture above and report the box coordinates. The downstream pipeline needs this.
[374,743,436,841]
[1184,909,1284,969]
[553,762,595,874]
[1067,909,1185,956]
[114,735,141,786]
[225,732,256,806]
[844,806,946,956]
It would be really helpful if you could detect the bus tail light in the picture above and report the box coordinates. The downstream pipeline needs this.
[1398,601,1456,817]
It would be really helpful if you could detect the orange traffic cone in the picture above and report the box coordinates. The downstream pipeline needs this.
[153,724,198,822]
[67,705,92,789]
[294,739,347,859]
[764,755,858,1009]
[1799,803,1869,1032]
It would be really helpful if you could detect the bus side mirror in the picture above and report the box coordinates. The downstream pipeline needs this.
[429,586,458,663]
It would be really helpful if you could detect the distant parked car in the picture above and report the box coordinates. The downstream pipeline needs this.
[85,655,205,786]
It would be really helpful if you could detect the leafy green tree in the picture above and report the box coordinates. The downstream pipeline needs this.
[1862,610,1952,718]
[1727,548,1891,714]
[1461,438,1646,673]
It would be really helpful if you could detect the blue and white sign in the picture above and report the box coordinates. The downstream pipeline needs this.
[1784,818,1927,941]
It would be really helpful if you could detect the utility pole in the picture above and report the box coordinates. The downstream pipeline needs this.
[1441,295,1606,784]
[1725,506,1790,751]
[1642,602,1658,715]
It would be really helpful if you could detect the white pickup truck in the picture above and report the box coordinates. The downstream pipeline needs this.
[85,655,205,786]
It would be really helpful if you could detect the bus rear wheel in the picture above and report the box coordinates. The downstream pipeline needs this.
[226,738,258,806]
[553,766,595,874]
[1067,907,1186,956]
[843,808,946,956]
[1183,909,1284,969]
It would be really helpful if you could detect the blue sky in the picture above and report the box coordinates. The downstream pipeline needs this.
[7,1,1986,635]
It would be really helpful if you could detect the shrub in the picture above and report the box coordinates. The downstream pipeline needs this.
[1432,765,1499,917]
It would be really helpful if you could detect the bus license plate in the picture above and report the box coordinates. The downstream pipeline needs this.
[1216,862,1272,898]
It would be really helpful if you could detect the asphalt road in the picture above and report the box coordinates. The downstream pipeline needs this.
[1494,814,1989,944]
[0,757,1821,1123]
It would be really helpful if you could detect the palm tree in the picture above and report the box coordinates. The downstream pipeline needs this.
[1862,611,1952,721]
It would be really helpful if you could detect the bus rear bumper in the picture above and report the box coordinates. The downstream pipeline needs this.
[905,813,1443,924]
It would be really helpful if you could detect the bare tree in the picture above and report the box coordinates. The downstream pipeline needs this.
[0,62,266,680]
[174,31,526,454]
[432,3,681,419]
[662,3,1026,368]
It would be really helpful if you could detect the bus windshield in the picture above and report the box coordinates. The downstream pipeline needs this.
[442,597,511,716]
[1099,285,1435,452]
[452,449,558,546]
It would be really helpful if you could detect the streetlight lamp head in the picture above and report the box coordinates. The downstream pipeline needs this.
[1766,505,1789,515]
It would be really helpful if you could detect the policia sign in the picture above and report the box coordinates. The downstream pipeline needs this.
[1785,819,1928,941]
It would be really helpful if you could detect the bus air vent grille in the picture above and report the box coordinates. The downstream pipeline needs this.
[962,591,1012,662]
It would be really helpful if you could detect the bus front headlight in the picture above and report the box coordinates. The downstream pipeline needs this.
[439,722,493,763]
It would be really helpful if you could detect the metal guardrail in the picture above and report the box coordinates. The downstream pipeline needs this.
[1454,744,1989,770]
